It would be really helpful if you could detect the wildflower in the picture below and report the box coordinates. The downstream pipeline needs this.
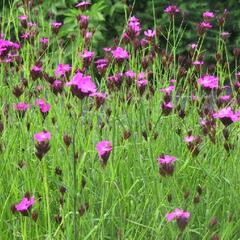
[40,38,49,50]
[14,102,30,111]
[213,107,239,126]
[75,1,91,10]
[157,154,176,176]
[184,133,201,156]
[80,49,95,66]
[18,15,28,28]
[111,47,129,63]
[51,22,62,34]
[34,131,51,160]
[203,11,215,21]
[161,101,173,116]
[198,75,218,90]
[54,64,71,78]
[96,141,112,167]
[66,72,96,99]
[78,15,89,30]
[15,195,35,216]
[160,85,175,94]
[164,5,180,15]
[90,92,107,109]
[144,29,156,41]
[14,102,30,118]
[30,65,42,80]
[95,59,108,75]
[127,16,141,39]
[125,70,136,86]
[220,32,230,41]
[51,80,64,95]
[108,73,124,90]
[197,21,212,35]
[136,72,148,95]
[166,208,190,230]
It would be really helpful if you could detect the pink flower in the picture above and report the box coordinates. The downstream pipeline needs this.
[157,155,176,176]
[40,38,49,45]
[14,102,30,111]
[189,43,198,50]
[15,196,35,213]
[221,32,230,40]
[197,75,218,89]
[96,141,112,166]
[166,208,190,230]
[164,5,180,15]
[54,64,71,77]
[51,22,62,33]
[18,15,28,21]
[199,21,212,29]
[111,47,129,62]
[192,60,204,65]
[203,11,215,20]
[34,131,51,143]
[78,15,89,29]
[66,72,96,98]
[90,92,107,108]
[157,155,176,164]
[40,103,51,113]
[213,107,239,126]
[51,22,62,28]
[144,29,156,40]
[127,16,141,38]
[75,1,91,10]
[80,50,95,59]
[160,85,175,94]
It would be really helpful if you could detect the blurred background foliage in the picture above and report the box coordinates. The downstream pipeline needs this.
[1,0,240,56]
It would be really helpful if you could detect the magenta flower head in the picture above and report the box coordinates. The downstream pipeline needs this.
[127,16,141,39]
[198,75,218,91]
[34,131,51,143]
[111,47,129,63]
[18,15,28,28]
[66,72,96,99]
[184,133,202,156]
[54,64,71,78]
[51,79,64,95]
[96,140,112,167]
[125,70,136,86]
[198,21,212,35]
[75,1,91,10]
[14,102,30,118]
[95,59,109,75]
[137,72,148,95]
[40,38,49,50]
[144,29,156,41]
[203,11,215,21]
[213,107,238,127]
[14,195,35,216]
[157,154,176,176]
[161,102,174,116]
[166,208,190,231]
[164,5,180,16]
[34,131,51,160]
[14,102,30,111]
[30,65,42,80]
[220,31,230,41]
[51,22,62,34]
[90,92,107,109]
[160,85,175,94]
[80,50,95,67]
[78,15,89,30]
